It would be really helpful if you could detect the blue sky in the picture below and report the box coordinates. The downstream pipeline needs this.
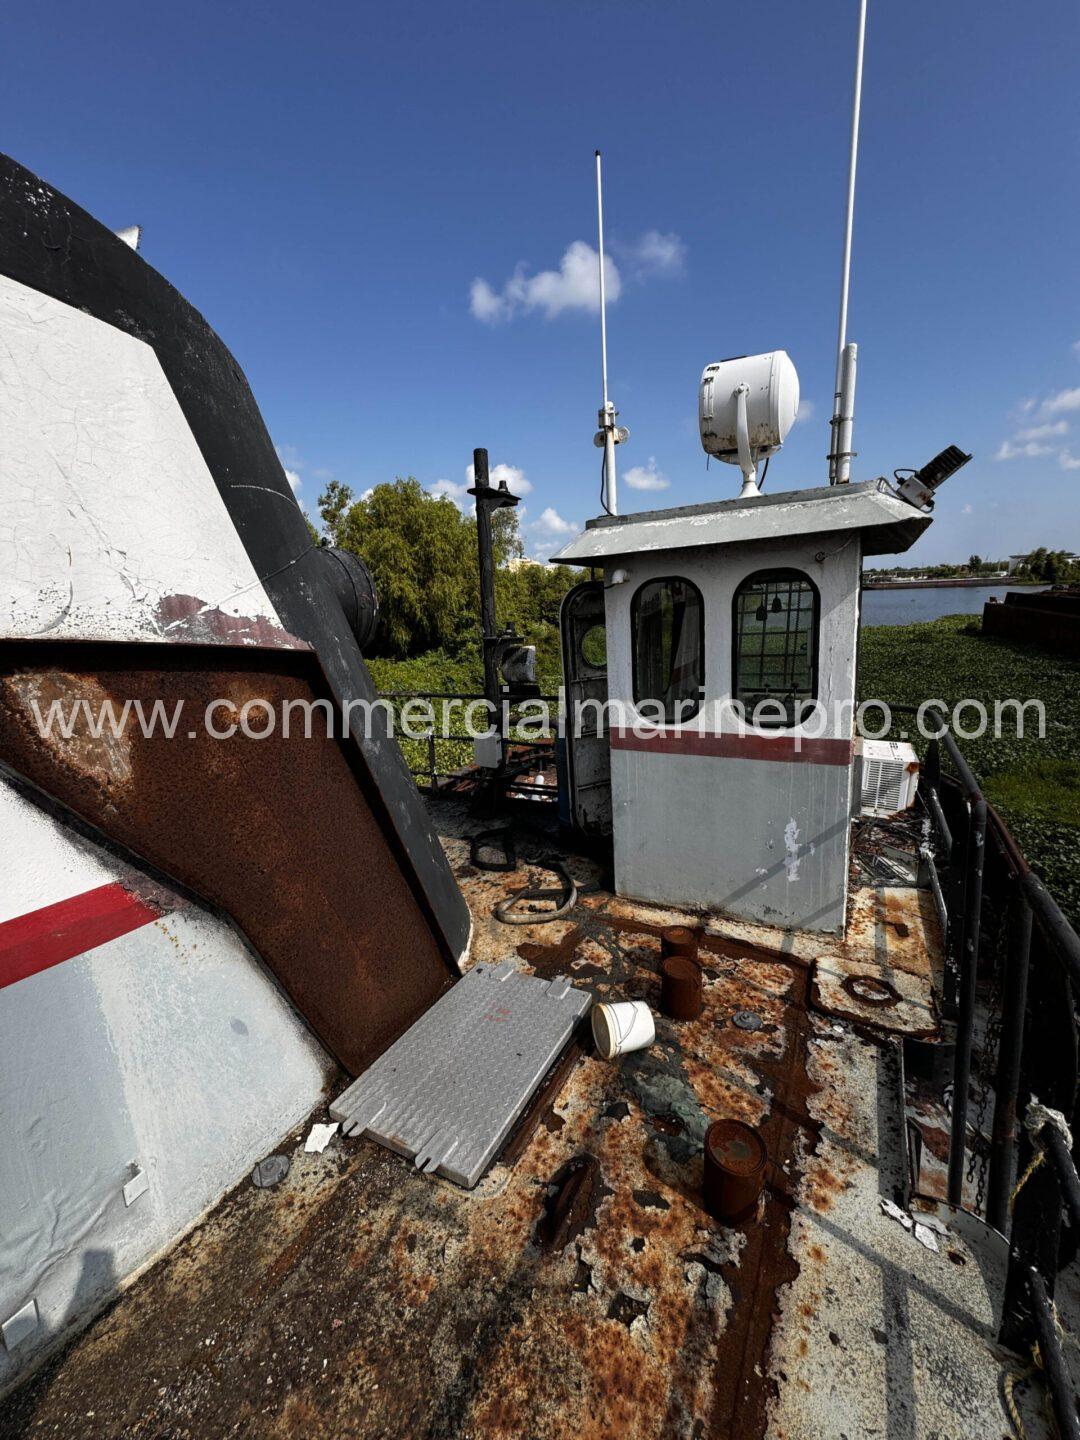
[7,0,1078,564]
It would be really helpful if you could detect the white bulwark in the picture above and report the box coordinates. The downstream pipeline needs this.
[553,482,930,934]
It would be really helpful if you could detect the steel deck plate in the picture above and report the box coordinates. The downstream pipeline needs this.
[329,960,592,1188]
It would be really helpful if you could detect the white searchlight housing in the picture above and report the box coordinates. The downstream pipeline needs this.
[698,350,800,498]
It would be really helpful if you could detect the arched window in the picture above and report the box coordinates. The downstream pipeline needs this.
[631,577,705,723]
[733,569,818,727]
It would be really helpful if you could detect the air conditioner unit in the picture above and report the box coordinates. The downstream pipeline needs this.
[856,739,920,818]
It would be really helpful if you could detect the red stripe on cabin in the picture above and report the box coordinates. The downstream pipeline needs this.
[610,729,853,765]
[0,883,164,991]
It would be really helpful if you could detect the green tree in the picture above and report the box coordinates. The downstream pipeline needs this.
[317,476,584,664]
[318,480,355,546]
[496,559,584,680]
[492,507,525,565]
[319,478,478,655]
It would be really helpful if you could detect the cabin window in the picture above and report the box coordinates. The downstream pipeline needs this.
[631,577,704,722]
[733,570,818,726]
[580,623,607,669]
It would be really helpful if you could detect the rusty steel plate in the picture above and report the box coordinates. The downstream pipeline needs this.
[810,952,938,1039]
[0,642,457,1075]
[330,960,592,1188]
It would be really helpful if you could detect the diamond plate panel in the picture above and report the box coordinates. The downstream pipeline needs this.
[329,960,592,1188]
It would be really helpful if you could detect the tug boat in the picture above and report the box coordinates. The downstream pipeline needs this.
[1,151,1078,1440]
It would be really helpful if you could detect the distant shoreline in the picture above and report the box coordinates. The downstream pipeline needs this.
[861,577,1041,591]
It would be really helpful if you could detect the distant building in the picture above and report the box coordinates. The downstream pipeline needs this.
[506,555,543,571]
[1007,551,1080,575]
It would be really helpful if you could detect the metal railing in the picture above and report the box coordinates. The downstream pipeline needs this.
[377,691,559,797]
[911,705,1080,1435]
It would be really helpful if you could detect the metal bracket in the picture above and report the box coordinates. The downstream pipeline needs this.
[734,385,759,498]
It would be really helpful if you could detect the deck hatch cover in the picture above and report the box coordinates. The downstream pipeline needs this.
[330,961,592,1188]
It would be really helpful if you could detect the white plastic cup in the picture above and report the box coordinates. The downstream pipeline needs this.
[591,1000,655,1060]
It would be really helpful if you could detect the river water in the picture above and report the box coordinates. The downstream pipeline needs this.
[860,584,1046,627]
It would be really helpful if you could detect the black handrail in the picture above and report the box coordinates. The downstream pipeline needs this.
[1045,1124,1080,1235]
[893,702,1080,1425]
[1029,1268,1080,1440]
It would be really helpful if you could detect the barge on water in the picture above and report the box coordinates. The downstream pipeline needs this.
[1,149,1079,1440]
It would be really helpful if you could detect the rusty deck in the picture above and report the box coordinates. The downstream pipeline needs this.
[0,800,1046,1439]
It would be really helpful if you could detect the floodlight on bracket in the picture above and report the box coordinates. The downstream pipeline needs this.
[698,351,800,499]
[891,445,973,512]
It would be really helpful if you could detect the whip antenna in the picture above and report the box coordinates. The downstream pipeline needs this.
[593,150,627,512]
[828,0,868,485]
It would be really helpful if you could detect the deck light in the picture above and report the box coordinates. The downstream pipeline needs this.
[698,351,801,498]
[893,445,973,511]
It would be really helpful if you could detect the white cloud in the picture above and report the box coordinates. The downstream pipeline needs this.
[996,383,1080,470]
[1073,340,1080,358]
[274,443,306,498]
[528,540,562,560]
[471,241,620,323]
[1018,420,1068,440]
[428,461,532,511]
[531,506,576,536]
[794,398,816,424]
[1043,387,1080,415]
[623,456,670,492]
[469,279,506,324]
[428,478,470,509]
[469,228,685,324]
[617,229,686,279]
[961,503,974,515]
[464,461,532,496]
[995,439,1055,461]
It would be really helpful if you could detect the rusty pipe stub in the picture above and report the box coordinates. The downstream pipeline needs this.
[660,926,699,964]
[703,1118,768,1226]
[660,955,704,1021]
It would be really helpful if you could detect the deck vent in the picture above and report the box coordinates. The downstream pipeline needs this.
[857,739,919,818]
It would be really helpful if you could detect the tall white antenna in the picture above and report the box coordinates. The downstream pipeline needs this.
[593,150,627,513]
[828,0,868,485]
[596,150,610,422]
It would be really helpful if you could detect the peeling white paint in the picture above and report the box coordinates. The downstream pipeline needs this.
[0,274,286,645]
[783,818,801,882]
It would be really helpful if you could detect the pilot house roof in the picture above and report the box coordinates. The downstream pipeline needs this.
[550,478,931,565]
